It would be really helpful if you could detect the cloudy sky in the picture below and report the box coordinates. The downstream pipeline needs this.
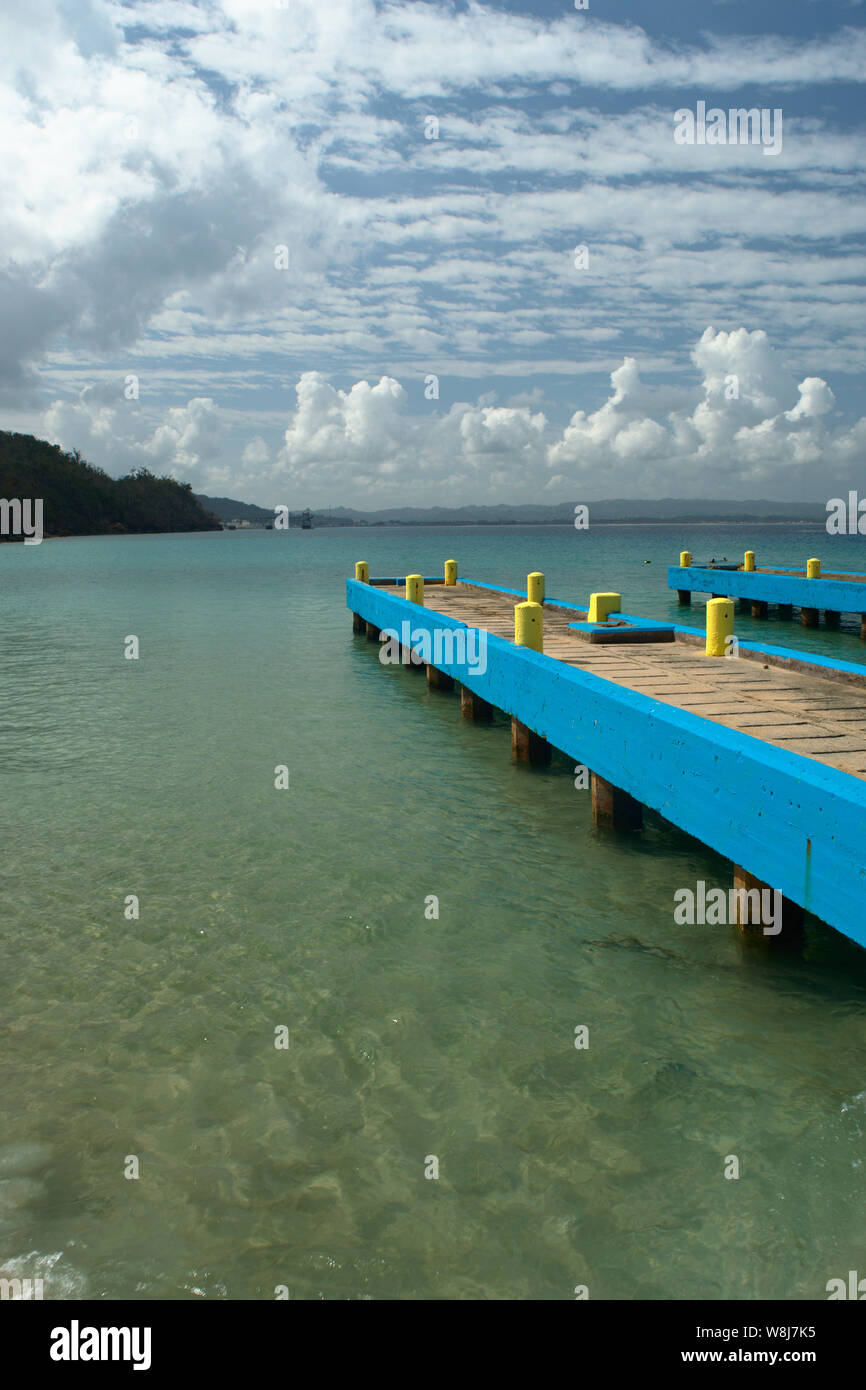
[2,0,865,507]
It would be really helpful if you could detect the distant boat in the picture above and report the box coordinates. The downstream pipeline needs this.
[301,509,313,530]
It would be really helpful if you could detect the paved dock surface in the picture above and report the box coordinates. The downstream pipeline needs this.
[758,567,866,582]
[420,581,866,779]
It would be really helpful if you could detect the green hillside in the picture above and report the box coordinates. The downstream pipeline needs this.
[0,432,221,539]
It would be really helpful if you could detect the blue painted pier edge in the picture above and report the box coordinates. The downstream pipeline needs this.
[668,564,866,617]
[348,578,866,949]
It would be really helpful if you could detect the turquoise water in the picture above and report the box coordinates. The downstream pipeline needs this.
[2,523,866,1301]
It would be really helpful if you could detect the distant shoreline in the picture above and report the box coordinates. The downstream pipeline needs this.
[300,518,827,530]
[11,518,831,542]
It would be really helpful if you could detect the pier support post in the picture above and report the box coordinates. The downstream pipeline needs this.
[426,665,454,691]
[591,773,642,830]
[732,866,804,943]
[777,603,793,620]
[751,600,768,619]
[825,610,840,629]
[678,556,692,606]
[365,621,381,641]
[511,719,551,764]
[353,562,370,634]
[738,598,750,614]
[512,600,549,761]
[803,561,821,629]
[460,685,492,721]
[860,615,866,642]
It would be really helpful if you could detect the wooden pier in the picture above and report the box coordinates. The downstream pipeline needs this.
[669,550,866,636]
[348,564,866,951]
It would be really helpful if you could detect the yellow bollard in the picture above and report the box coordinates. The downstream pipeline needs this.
[515,601,543,652]
[527,571,545,604]
[706,597,734,657]
[355,561,369,583]
[807,557,821,579]
[587,592,621,624]
[680,551,692,568]
[444,559,457,586]
[406,574,424,605]
[744,551,755,572]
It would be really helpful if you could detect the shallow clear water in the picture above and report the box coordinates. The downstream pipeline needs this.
[2,523,866,1300]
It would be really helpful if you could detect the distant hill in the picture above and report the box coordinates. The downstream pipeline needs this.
[195,494,274,523]
[198,495,827,526]
[0,432,221,539]
[196,495,357,526]
[333,499,825,525]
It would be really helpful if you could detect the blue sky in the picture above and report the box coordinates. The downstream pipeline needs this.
[1,0,865,506]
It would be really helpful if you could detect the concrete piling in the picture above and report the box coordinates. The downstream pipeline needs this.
[427,665,454,691]
[732,865,804,943]
[513,600,549,761]
[352,561,370,631]
[460,686,493,721]
[511,720,551,764]
[678,553,692,605]
[591,773,643,830]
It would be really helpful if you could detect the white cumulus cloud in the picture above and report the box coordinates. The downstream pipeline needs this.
[43,327,864,505]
